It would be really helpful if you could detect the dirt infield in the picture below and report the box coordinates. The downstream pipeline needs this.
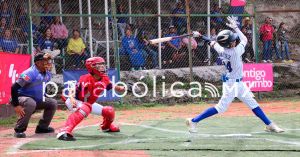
[0,100,299,157]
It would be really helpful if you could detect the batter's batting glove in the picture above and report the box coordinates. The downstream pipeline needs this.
[192,31,201,38]
[226,16,239,29]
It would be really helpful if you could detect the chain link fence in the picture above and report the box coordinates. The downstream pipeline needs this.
[2,0,299,72]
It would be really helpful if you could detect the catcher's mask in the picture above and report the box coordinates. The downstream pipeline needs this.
[85,57,107,77]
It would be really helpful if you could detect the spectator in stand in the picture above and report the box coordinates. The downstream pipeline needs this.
[259,17,274,63]
[210,28,219,64]
[50,16,69,50]
[163,25,183,68]
[40,3,53,33]
[122,29,145,71]
[278,22,293,63]
[66,29,88,68]
[228,0,246,28]
[137,30,159,69]
[0,17,7,35]
[15,5,27,28]
[241,17,254,63]
[117,4,128,38]
[0,1,13,27]
[171,1,187,34]
[37,28,55,53]
[0,29,19,53]
[211,4,225,30]
[271,25,282,61]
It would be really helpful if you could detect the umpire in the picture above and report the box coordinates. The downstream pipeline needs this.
[10,53,57,138]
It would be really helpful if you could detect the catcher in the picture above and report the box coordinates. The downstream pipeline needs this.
[57,57,129,141]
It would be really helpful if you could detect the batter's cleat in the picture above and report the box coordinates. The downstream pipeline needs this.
[102,123,120,132]
[186,118,197,133]
[14,132,26,138]
[265,123,284,133]
[57,132,76,141]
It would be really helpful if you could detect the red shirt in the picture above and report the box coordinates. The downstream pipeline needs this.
[76,74,111,105]
[259,24,274,41]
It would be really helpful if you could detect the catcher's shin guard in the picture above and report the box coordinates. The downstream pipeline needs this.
[60,102,91,135]
[101,106,120,132]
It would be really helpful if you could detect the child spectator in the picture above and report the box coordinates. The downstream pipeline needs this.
[277,22,293,63]
[122,29,145,71]
[0,29,19,53]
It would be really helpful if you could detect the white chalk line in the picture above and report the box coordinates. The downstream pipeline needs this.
[7,123,300,154]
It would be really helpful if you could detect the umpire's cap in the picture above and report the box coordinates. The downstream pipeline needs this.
[34,53,52,62]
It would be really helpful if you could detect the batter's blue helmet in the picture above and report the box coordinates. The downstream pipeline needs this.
[216,30,238,48]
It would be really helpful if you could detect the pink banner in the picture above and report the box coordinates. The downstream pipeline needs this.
[230,0,247,6]
[243,63,273,92]
[0,52,31,104]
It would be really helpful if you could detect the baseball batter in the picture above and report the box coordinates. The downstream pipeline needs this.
[186,16,284,133]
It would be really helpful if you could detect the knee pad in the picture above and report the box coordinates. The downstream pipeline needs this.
[77,102,92,117]
[102,106,115,122]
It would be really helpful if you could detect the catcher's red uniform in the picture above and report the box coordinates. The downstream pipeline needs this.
[58,57,119,139]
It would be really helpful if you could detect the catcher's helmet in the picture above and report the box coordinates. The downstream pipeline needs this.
[85,57,106,77]
[216,30,238,48]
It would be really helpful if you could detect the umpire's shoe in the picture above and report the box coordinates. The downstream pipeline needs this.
[14,132,26,138]
[57,132,76,141]
[35,126,55,134]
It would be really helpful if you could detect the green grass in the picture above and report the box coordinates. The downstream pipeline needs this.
[21,113,300,157]
[0,115,17,127]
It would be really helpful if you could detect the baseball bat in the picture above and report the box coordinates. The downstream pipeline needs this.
[149,34,192,44]
[149,34,210,45]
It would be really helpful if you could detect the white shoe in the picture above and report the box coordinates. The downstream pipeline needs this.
[262,60,267,63]
[265,123,284,133]
[267,60,273,63]
[186,118,197,133]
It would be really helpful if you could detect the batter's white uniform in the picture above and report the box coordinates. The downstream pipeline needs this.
[212,27,259,113]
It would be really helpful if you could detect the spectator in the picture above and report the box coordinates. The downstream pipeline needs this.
[241,17,254,62]
[10,53,57,138]
[171,1,187,34]
[66,29,88,68]
[15,5,27,28]
[50,16,69,50]
[272,25,282,61]
[0,1,13,27]
[40,3,53,33]
[0,17,7,34]
[37,28,55,53]
[163,25,182,68]
[259,17,274,63]
[210,28,219,64]
[117,4,128,38]
[0,29,19,53]
[211,4,225,30]
[122,29,145,71]
[278,22,293,63]
[241,27,254,63]
[228,0,246,28]
[137,30,159,69]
